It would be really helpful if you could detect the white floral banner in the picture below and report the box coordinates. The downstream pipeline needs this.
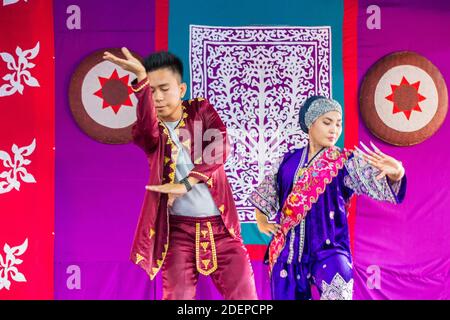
[190,25,332,222]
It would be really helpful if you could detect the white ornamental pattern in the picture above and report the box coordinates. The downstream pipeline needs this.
[320,273,354,300]
[0,139,37,194]
[0,42,40,97]
[190,25,332,222]
[0,239,28,291]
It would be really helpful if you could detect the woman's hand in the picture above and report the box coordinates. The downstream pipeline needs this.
[255,209,280,237]
[103,47,147,81]
[355,141,405,182]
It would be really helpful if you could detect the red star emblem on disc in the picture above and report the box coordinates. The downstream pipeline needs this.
[359,51,448,146]
[385,76,426,120]
[93,69,134,114]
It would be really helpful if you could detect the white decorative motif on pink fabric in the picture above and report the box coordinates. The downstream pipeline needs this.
[0,42,40,97]
[0,239,28,291]
[0,139,37,194]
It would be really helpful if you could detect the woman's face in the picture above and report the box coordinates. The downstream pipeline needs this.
[308,111,342,147]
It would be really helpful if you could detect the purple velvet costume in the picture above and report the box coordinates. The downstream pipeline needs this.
[249,145,407,300]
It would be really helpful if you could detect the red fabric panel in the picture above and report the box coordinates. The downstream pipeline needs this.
[0,0,55,299]
[155,0,169,50]
[343,0,359,254]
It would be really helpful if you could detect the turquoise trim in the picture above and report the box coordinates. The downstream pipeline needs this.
[241,222,271,245]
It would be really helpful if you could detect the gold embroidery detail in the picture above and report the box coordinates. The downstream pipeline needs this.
[206,178,213,188]
[201,230,208,238]
[207,222,218,273]
[160,123,173,145]
[174,105,189,133]
[170,157,178,181]
[149,228,155,239]
[149,241,169,281]
[158,103,187,147]
[131,79,149,93]
[202,259,210,269]
[218,204,225,213]
[197,97,205,102]
[135,253,144,264]
[194,156,202,164]
[180,110,189,127]
[229,227,236,237]
[201,242,209,252]
[195,222,218,275]
[195,223,201,270]
[164,156,170,165]
[191,170,209,181]
[167,160,177,183]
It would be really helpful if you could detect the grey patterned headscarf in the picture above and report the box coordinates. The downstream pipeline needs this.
[299,96,343,133]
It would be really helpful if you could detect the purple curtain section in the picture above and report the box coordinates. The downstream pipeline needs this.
[354,0,450,299]
[54,0,156,299]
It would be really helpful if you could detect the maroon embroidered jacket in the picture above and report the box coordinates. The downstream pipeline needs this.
[130,78,241,279]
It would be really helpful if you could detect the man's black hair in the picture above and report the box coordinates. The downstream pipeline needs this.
[143,51,183,80]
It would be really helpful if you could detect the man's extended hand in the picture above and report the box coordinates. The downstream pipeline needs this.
[146,183,187,207]
[146,183,188,195]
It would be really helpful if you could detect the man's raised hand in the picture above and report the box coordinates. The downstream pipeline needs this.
[103,47,147,81]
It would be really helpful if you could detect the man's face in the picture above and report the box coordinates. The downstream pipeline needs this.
[147,68,187,121]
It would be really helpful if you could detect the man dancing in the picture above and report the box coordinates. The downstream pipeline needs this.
[104,48,257,300]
